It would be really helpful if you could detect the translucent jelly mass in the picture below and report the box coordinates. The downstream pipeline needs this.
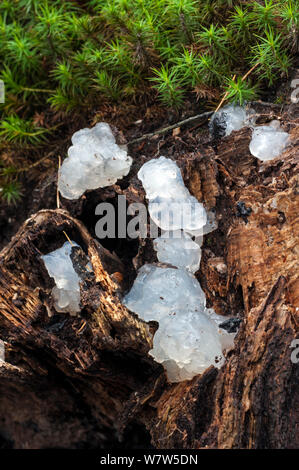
[124,156,236,382]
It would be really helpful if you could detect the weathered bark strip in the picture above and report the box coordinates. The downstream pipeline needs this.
[0,109,298,449]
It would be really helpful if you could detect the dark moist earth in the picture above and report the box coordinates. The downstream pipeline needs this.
[0,92,294,306]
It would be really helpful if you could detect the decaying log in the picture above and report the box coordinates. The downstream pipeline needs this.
[0,105,298,449]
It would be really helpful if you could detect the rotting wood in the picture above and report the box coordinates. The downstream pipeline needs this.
[0,106,298,449]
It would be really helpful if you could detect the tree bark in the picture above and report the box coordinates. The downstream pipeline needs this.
[0,103,298,449]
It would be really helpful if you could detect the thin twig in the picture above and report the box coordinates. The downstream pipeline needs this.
[251,100,284,108]
[62,233,92,272]
[127,110,213,145]
[22,87,53,93]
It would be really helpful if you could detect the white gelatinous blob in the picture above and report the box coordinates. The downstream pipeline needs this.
[210,104,255,137]
[58,122,133,200]
[154,230,202,273]
[42,241,81,315]
[123,264,235,382]
[249,120,289,161]
[137,156,207,231]
[203,209,218,234]
[123,265,206,323]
